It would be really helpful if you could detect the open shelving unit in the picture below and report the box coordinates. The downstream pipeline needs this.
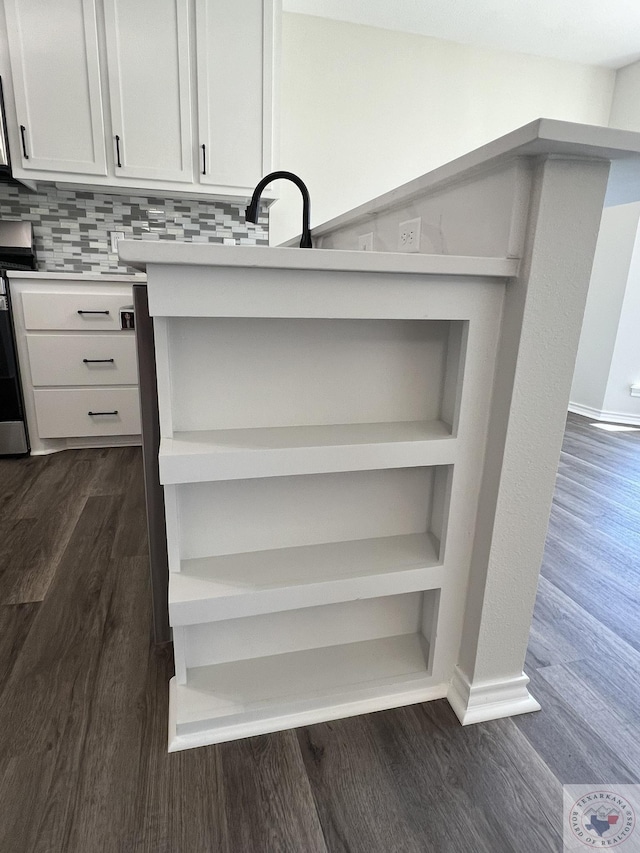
[123,121,640,741]
[147,256,507,749]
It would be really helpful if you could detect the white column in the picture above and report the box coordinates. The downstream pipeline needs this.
[449,155,611,724]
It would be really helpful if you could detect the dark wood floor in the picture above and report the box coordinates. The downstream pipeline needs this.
[0,412,638,852]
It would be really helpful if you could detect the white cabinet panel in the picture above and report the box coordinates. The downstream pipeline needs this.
[22,291,133,331]
[4,0,107,175]
[34,387,141,438]
[27,334,138,386]
[103,0,193,182]
[195,0,269,190]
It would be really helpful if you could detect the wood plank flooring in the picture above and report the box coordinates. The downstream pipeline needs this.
[0,412,637,852]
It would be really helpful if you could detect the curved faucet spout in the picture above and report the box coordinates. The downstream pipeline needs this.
[246,171,312,248]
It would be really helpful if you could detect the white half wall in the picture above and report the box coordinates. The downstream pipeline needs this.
[271,13,615,246]
[609,60,640,132]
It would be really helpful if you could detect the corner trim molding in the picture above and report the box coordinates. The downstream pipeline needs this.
[568,402,640,427]
[447,667,541,725]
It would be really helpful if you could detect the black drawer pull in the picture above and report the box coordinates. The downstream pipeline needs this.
[83,358,114,364]
[88,410,118,416]
[77,310,110,315]
[201,142,206,175]
[20,125,29,159]
[115,134,122,167]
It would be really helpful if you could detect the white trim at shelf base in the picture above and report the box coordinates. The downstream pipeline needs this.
[568,402,640,427]
[168,675,449,751]
[447,667,541,725]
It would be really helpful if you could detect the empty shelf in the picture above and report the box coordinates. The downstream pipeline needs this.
[169,633,448,750]
[159,420,456,483]
[169,532,444,623]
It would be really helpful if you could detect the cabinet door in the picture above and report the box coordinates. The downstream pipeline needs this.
[4,0,107,175]
[195,0,272,191]
[103,0,192,182]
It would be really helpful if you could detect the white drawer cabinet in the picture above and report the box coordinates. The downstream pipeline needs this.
[22,290,133,331]
[27,334,138,386]
[8,274,142,455]
[34,387,141,438]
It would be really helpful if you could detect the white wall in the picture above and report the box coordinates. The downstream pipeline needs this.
[609,60,640,131]
[570,59,640,425]
[570,202,640,423]
[602,219,640,419]
[271,13,615,245]
[570,203,640,412]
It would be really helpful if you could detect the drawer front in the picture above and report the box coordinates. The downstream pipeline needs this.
[22,291,132,331]
[34,388,141,438]
[27,334,138,386]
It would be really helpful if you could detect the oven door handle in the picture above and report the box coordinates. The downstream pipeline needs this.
[0,305,18,380]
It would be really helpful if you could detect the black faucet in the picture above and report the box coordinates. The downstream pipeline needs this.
[246,171,312,248]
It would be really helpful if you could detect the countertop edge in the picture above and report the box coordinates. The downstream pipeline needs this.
[6,271,147,282]
[118,242,519,279]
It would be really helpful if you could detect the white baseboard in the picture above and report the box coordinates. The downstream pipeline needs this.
[568,402,640,426]
[447,667,541,725]
[29,434,142,456]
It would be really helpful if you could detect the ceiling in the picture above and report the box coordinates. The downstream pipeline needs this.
[282,0,640,69]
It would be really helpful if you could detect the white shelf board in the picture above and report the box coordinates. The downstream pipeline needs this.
[169,532,444,624]
[159,420,456,484]
[169,633,448,750]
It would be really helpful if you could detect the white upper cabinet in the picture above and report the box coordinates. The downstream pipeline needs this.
[2,0,276,195]
[4,0,107,175]
[103,0,193,182]
[195,0,272,192]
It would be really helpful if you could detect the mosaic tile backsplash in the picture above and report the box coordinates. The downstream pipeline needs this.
[0,183,269,273]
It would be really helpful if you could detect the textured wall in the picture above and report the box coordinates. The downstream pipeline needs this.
[0,183,269,273]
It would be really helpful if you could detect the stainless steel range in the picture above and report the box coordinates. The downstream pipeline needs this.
[0,221,36,455]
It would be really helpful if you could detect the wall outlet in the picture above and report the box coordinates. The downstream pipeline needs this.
[398,218,421,252]
[110,231,125,253]
[358,232,374,251]
[630,384,640,397]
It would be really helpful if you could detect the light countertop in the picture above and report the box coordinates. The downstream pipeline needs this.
[118,241,518,278]
[7,271,147,282]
